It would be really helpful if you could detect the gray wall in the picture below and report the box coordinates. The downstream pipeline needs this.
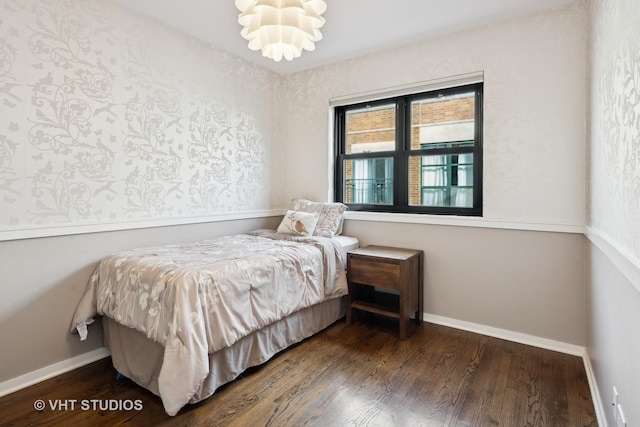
[0,217,280,382]
[343,220,587,345]
[587,244,640,426]
[0,216,281,383]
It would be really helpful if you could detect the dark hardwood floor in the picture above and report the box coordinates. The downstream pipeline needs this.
[0,319,597,426]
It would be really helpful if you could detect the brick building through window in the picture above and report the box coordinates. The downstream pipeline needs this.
[335,83,482,215]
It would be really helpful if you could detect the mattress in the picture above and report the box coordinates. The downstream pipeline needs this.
[333,235,360,265]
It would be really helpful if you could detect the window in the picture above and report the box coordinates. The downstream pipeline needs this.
[334,83,483,216]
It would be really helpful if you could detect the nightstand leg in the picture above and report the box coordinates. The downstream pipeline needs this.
[399,292,407,339]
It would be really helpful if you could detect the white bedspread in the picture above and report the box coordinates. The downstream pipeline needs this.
[70,230,347,415]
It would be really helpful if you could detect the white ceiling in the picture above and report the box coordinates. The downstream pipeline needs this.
[112,0,578,75]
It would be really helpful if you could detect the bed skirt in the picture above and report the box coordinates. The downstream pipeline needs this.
[103,296,346,410]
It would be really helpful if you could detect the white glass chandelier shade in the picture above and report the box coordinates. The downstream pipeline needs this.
[235,0,327,62]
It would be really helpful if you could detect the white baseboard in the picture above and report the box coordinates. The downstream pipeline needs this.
[0,347,110,398]
[422,313,585,356]
[583,353,609,427]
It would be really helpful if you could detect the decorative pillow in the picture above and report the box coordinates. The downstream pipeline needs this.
[276,210,319,236]
[291,198,347,237]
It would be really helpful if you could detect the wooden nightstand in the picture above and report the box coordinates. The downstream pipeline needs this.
[346,245,423,339]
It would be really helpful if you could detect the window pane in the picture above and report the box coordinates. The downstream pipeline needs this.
[409,154,473,207]
[345,104,396,154]
[410,91,475,150]
[344,158,393,205]
[335,82,482,215]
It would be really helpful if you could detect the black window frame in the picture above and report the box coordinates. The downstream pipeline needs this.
[334,82,483,216]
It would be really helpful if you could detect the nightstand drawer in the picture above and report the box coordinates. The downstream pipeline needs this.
[349,258,400,289]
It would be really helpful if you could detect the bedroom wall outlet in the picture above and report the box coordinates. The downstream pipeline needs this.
[612,386,619,418]
[616,404,627,427]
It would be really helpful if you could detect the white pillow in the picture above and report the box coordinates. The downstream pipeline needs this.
[291,198,347,237]
[276,210,319,236]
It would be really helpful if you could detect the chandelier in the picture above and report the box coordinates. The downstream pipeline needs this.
[235,0,327,62]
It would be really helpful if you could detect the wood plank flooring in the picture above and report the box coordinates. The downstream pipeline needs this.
[0,319,597,426]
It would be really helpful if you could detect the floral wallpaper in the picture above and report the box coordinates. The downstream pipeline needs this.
[590,0,640,260]
[280,2,588,226]
[0,0,278,235]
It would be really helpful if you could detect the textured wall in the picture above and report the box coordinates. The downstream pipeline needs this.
[281,3,587,226]
[588,0,640,424]
[589,0,640,260]
[0,0,282,236]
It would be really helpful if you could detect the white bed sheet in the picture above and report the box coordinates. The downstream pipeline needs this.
[333,235,360,265]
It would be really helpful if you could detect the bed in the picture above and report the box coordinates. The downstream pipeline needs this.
[70,200,356,416]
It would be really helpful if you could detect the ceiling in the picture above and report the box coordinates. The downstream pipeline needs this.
[112,0,578,75]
